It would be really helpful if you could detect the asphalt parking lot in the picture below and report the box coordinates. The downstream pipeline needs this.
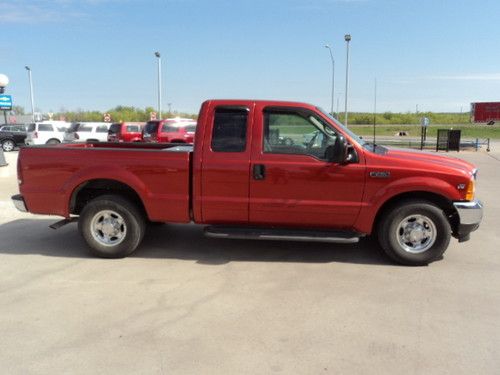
[0,148,499,374]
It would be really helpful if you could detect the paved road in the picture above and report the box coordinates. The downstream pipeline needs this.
[0,149,499,374]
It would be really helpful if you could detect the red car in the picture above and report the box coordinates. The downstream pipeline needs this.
[107,122,145,142]
[142,118,197,143]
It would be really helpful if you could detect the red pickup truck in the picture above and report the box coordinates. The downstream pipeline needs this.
[12,100,483,265]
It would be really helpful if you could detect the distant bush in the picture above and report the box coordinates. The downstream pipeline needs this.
[55,106,197,122]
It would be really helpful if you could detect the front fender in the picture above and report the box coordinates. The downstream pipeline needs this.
[354,176,460,234]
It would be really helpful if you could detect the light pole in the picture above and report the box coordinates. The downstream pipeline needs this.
[344,34,351,127]
[25,66,35,122]
[154,52,162,120]
[0,73,9,125]
[324,45,335,116]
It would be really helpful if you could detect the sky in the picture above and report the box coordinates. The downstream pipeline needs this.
[1,0,500,115]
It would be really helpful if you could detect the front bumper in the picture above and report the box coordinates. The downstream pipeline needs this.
[452,199,483,242]
[11,194,27,212]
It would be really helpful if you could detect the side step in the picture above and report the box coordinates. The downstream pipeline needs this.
[49,217,78,230]
[204,226,362,244]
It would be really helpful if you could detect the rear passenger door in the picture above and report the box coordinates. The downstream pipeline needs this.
[200,104,253,224]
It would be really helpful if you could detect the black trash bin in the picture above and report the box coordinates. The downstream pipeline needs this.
[436,129,461,152]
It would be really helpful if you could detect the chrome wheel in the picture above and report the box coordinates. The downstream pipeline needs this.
[90,210,127,247]
[2,140,15,152]
[396,214,437,254]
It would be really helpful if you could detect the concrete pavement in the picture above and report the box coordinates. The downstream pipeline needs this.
[0,149,499,374]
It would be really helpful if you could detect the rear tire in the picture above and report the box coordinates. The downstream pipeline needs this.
[2,139,15,152]
[377,200,451,266]
[78,195,146,258]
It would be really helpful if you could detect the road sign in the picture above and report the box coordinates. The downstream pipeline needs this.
[0,94,13,110]
[150,112,157,120]
[103,113,111,122]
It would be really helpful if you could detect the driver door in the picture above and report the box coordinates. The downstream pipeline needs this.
[249,105,365,229]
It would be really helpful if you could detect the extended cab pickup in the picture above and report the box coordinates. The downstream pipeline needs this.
[12,100,483,265]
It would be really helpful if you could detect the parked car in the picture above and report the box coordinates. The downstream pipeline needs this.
[12,99,483,266]
[142,118,197,143]
[107,122,145,143]
[63,122,111,143]
[0,124,28,151]
[25,121,71,146]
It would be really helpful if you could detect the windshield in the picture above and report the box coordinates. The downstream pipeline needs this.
[67,123,79,132]
[109,123,121,134]
[316,107,366,147]
[144,121,159,134]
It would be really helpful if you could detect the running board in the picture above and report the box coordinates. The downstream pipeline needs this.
[49,217,78,230]
[204,226,362,244]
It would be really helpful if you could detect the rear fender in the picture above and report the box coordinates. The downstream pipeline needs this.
[61,166,149,217]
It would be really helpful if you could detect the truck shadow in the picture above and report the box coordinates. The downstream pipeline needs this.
[0,219,394,266]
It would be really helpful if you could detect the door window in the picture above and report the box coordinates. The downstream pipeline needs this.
[96,125,109,133]
[38,124,54,131]
[263,108,337,160]
[126,125,139,132]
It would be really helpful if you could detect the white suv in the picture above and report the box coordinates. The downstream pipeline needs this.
[25,121,71,145]
[63,122,111,143]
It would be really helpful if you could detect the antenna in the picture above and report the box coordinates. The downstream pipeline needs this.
[373,78,377,147]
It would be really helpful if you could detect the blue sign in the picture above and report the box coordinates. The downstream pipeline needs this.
[0,94,13,110]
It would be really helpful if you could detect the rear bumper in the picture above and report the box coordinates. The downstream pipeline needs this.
[452,199,483,242]
[11,194,27,212]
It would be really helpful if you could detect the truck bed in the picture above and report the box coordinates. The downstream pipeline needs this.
[19,142,193,223]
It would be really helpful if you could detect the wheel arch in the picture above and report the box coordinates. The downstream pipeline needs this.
[373,191,459,235]
[69,178,148,219]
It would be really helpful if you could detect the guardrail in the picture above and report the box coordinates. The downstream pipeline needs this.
[370,137,491,152]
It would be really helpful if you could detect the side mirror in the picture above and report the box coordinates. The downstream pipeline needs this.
[325,135,349,163]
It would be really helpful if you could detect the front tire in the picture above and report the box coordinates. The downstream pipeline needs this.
[78,195,146,258]
[377,200,451,266]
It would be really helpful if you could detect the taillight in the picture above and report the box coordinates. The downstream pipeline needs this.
[33,131,38,139]
[17,155,23,185]
[75,133,79,139]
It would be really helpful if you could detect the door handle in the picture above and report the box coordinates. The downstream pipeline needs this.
[253,164,266,180]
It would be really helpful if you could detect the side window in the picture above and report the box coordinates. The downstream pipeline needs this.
[79,125,92,132]
[263,109,337,160]
[38,124,53,131]
[126,125,139,132]
[96,125,109,133]
[211,107,248,152]
[161,124,177,133]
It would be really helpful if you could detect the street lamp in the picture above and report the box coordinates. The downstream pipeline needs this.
[344,34,351,127]
[324,45,335,116]
[0,74,8,94]
[0,74,9,125]
[25,66,35,122]
[154,52,162,120]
